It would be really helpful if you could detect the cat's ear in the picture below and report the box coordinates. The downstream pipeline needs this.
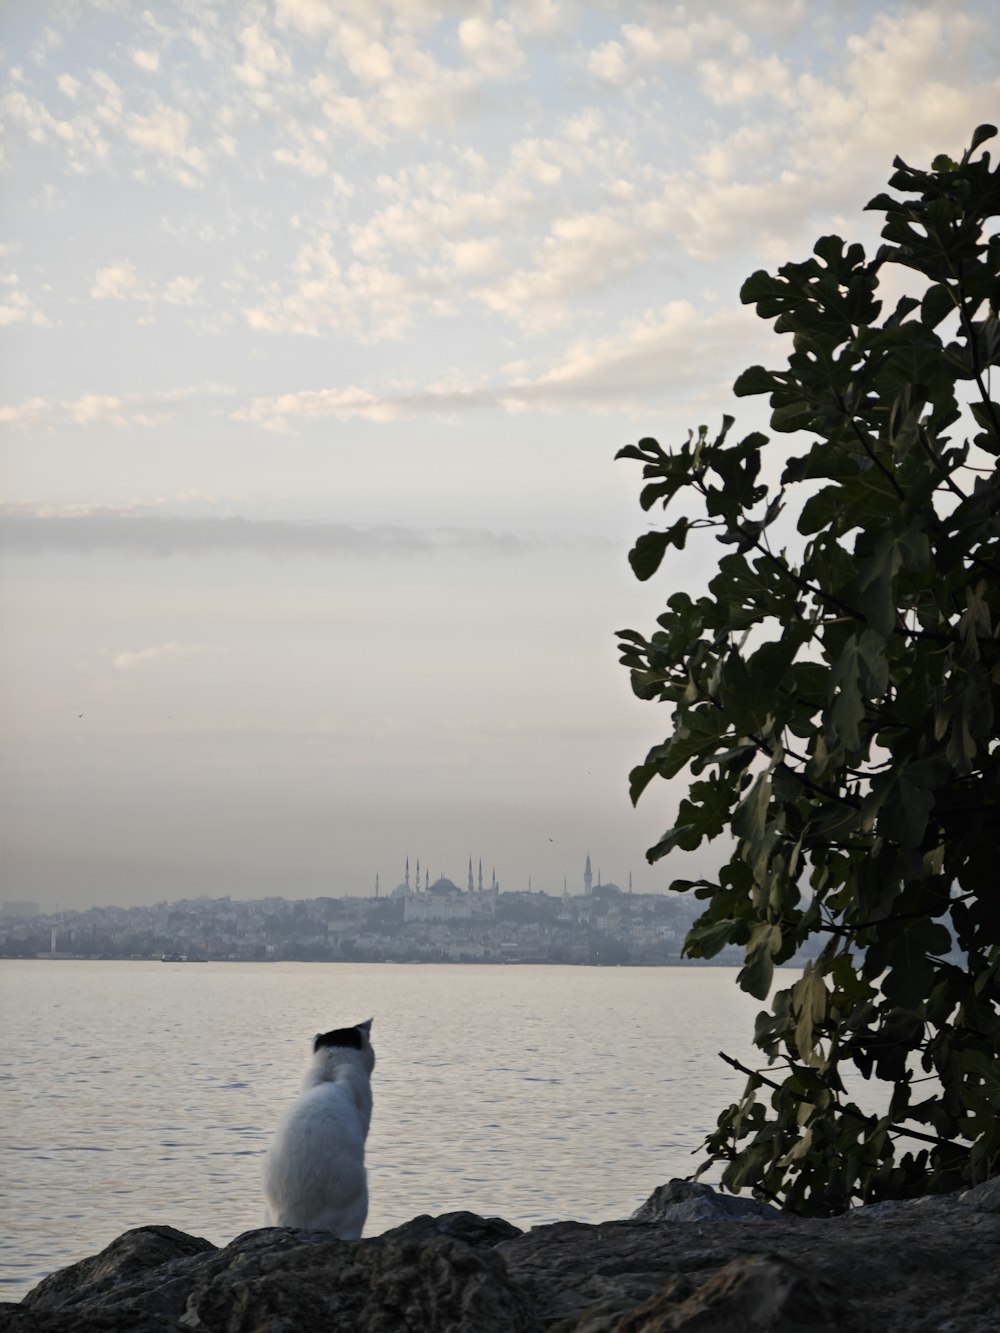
[357,1018,373,1037]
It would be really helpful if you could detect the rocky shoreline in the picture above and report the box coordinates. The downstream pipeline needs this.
[3,1179,999,1332]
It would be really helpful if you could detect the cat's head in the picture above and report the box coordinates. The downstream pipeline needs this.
[312,1018,375,1076]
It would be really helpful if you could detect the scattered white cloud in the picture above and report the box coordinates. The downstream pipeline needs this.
[699,52,793,106]
[0,396,49,426]
[113,642,206,672]
[236,22,291,88]
[132,48,160,73]
[234,385,407,429]
[230,294,763,428]
[162,275,202,305]
[0,284,49,327]
[449,237,502,276]
[89,263,207,309]
[64,393,128,425]
[90,260,146,301]
[457,15,525,82]
[242,229,451,339]
[126,103,206,183]
[0,385,236,431]
[477,210,646,329]
[502,301,759,413]
[587,40,628,87]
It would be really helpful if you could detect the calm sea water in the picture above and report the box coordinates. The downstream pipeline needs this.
[0,960,760,1301]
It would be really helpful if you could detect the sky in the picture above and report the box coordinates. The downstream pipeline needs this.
[1,1,998,911]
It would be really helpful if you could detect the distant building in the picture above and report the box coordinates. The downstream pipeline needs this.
[583,854,593,895]
[396,856,499,922]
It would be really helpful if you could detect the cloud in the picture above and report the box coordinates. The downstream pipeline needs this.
[0,397,49,427]
[233,381,495,430]
[242,232,450,339]
[476,210,646,328]
[699,53,793,106]
[232,293,764,427]
[236,22,292,88]
[132,49,160,74]
[126,103,206,183]
[0,285,49,327]
[587,40,628,87]
[586,12,749,86]
[162,275,202,305]
[638,6,1000,264]
[90,261,146,301]
[113,642,206,672]
[0,385,235,431]
[90,262,204,308]
[64,393,128,425]
[0,504,535,559]
[502,301,760,413]
[457,15,525,81]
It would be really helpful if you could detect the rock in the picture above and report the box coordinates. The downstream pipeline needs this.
[9,1223,538,1333]
[612,1255,862,1332]
[959,1176,1000,1213]
[630,1180,777,1224]
[21,1225,215,1319]
[380,1210,523,1247]
[180,1230,539,1333]
[496,1180,1000,1332]
[6,1181,1000,1332]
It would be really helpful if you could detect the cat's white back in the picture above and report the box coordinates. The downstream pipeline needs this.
[262,1018,375,1239]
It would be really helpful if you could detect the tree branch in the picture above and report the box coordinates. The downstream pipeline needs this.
[717,1052,968,1154]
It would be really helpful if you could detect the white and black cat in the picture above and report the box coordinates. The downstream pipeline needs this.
[262,1018,375,1239]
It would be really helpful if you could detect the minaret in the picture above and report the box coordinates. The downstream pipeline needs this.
[629,870,632,894]
[425,868,429,891]
[468,857,474,892]
[584,853,593,895]
[375,873,380,899]
[478,858,483,892]
[415,858,420,892]
[405,856,410,891]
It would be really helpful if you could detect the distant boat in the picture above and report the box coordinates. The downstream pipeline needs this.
[160,953,189,962]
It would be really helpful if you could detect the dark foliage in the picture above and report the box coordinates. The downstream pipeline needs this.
[617,127,1000,1213]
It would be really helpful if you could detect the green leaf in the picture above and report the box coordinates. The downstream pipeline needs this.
[733,364,777,397]
[739,922,782,999]
[968,123,998,154]
[628,530,673,581]
[921,283,955,329]
[792,963,829,1068]
[882,921,954,1008]
[855,531,903,637]
[685,917,742,957]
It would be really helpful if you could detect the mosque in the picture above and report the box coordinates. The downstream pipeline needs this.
[378,854,625,921]
[392,857,500,922]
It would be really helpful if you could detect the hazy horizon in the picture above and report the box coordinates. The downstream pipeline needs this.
[3,1,998,912]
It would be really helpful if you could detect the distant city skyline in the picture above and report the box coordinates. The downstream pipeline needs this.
[0,872,709,966]
[3,2,998,910]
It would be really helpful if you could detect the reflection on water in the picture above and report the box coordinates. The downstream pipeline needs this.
[0,960,759,1299]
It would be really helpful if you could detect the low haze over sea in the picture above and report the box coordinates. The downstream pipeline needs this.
[0,960,758,1301]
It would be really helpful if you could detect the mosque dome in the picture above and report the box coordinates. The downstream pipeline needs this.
[427,876,462,896]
